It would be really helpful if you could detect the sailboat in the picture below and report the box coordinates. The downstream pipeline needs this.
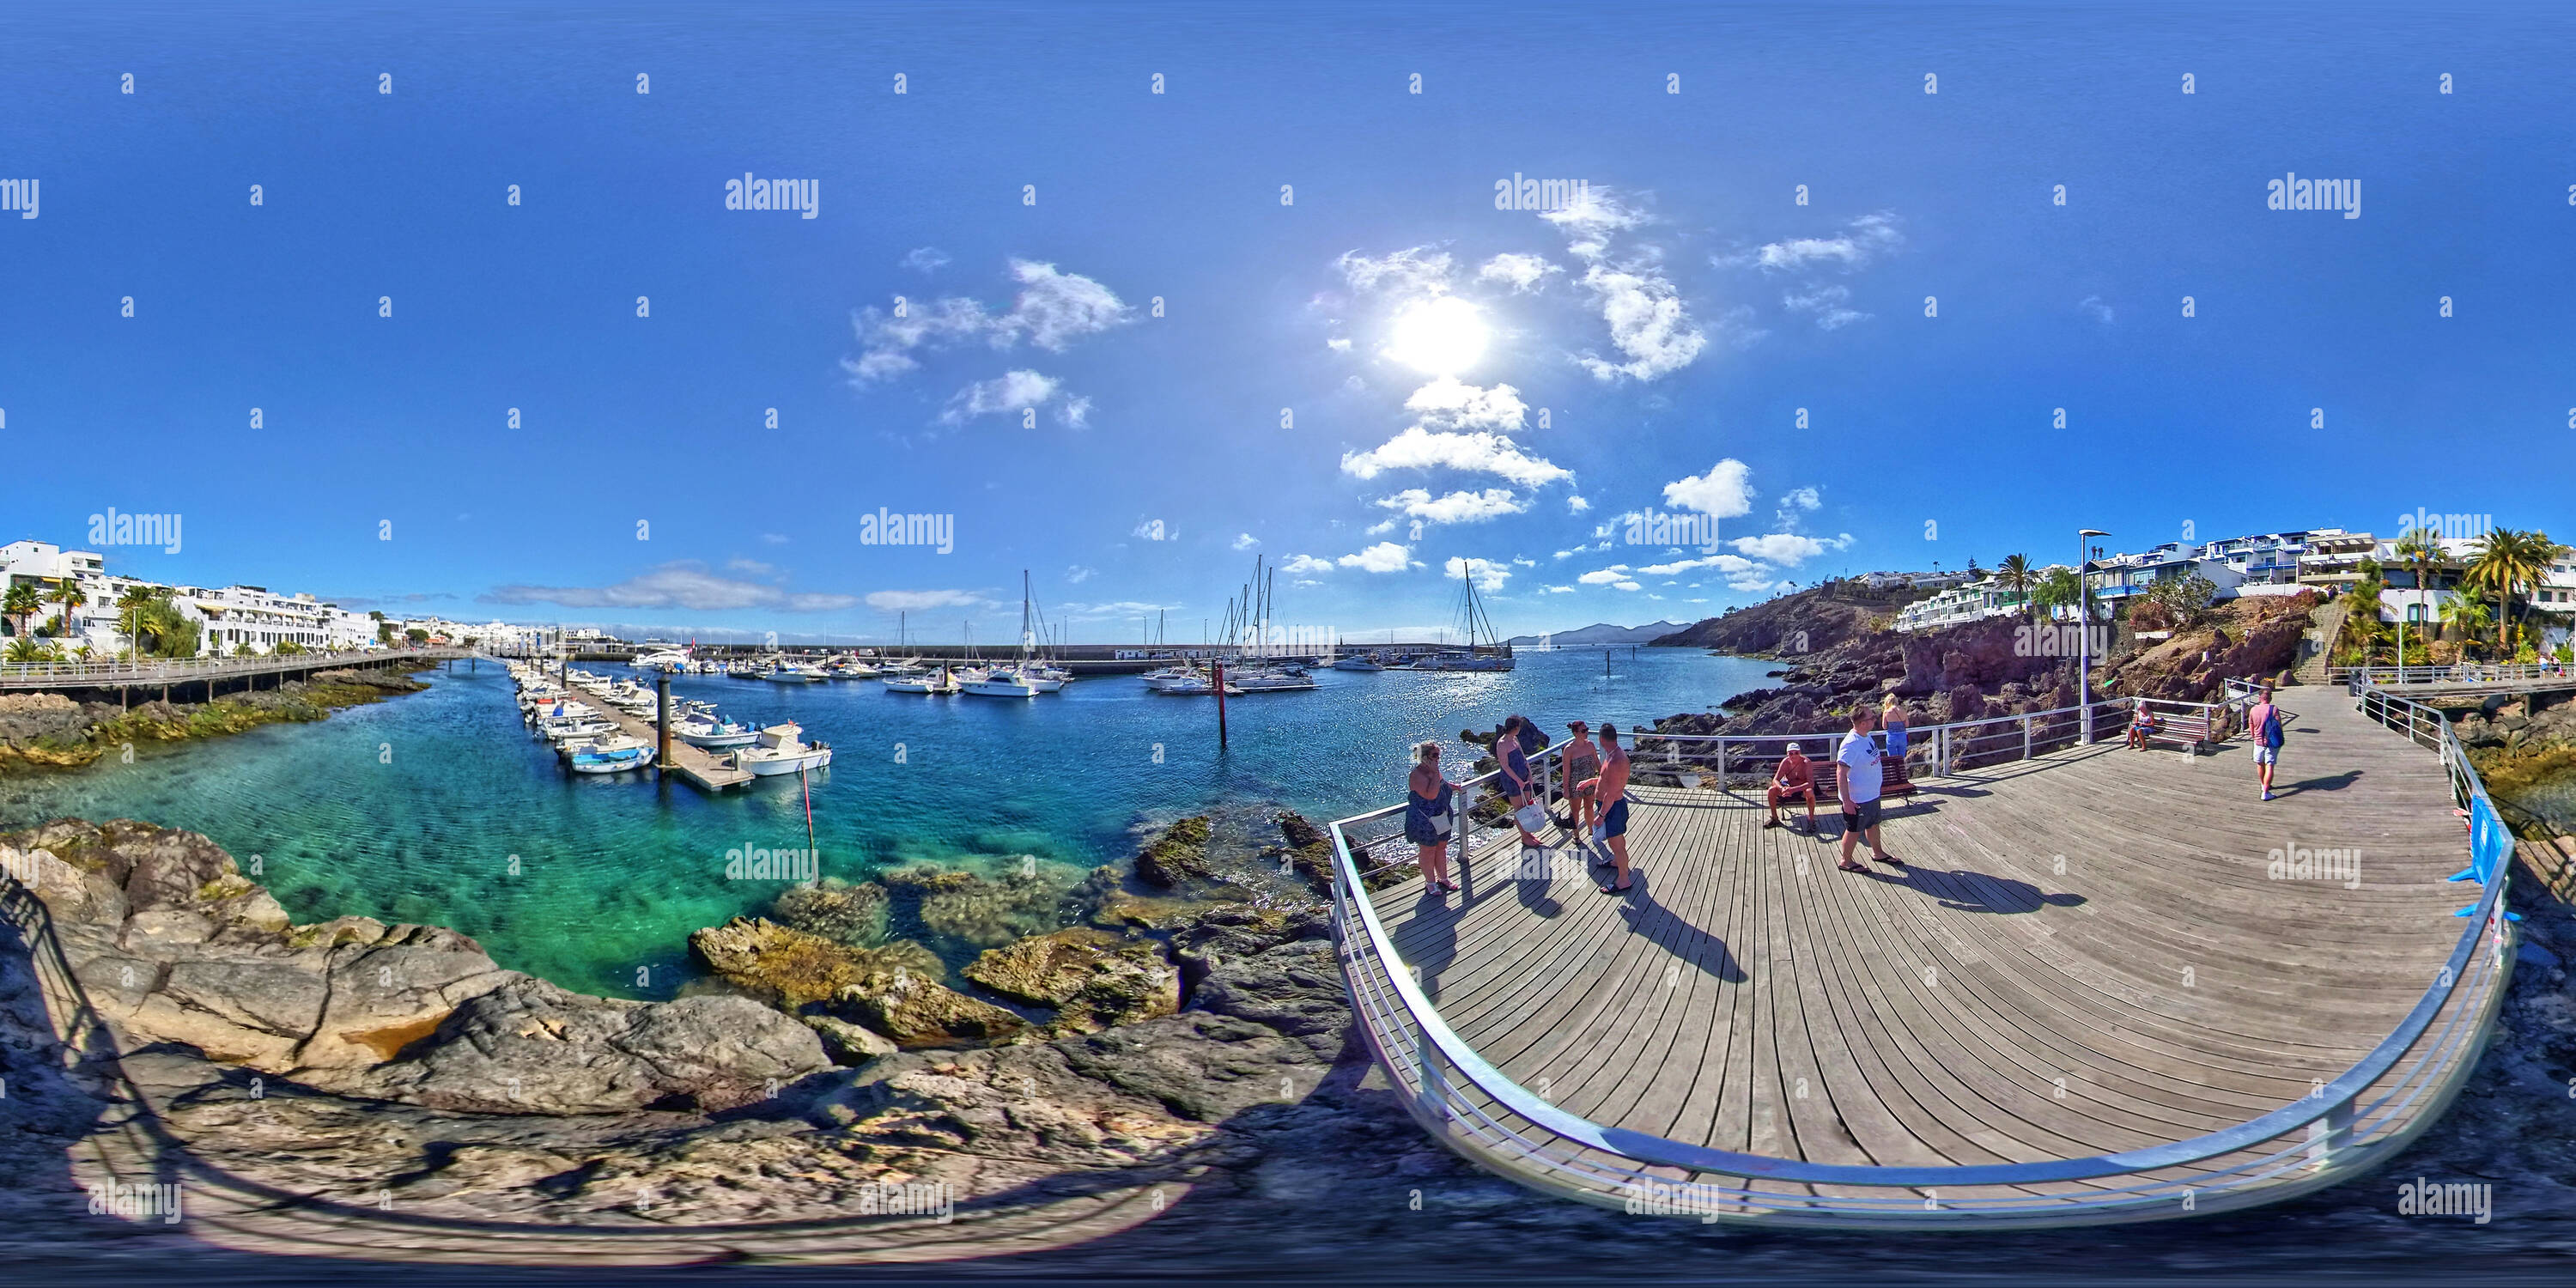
[959,597,1042,698]
[1410,563,1516,671]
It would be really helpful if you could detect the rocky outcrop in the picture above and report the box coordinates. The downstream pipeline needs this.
[963,928,1180,1034]
[829,969,1027,1047]
[6,820,828,1114]
[768,878,890,947]
[1132,815,1215,886]
[1650,582,1927,655]
[881,861,1075,948]
[687,915,938,1012]
[0,663,436,775]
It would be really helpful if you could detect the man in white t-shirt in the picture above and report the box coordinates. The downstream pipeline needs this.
[1836,706,1903,872]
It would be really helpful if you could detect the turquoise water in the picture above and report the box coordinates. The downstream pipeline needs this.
[0,648,1774,997]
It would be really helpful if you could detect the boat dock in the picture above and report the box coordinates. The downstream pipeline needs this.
[568,686,754,792]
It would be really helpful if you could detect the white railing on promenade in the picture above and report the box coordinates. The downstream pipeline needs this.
[0,646,470,688]
[1324,684,2515,1226]
[2329,661,2572,688]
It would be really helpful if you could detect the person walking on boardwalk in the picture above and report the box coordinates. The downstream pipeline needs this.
[1589,723,1635,894]
[1765,742,1819,831]
[1556,720,1602,835]
[2247,684,2286,801]
[1405,741,1463,893]
[1498,715,1547,850]
[1836,705,1902,872]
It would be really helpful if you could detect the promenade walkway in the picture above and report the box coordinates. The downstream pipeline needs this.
[1335,690,2512,1225]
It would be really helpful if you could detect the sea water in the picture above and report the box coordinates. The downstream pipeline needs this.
[0,648,1775,997]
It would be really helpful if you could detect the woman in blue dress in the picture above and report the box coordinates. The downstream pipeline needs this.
[1404,741,1462,893]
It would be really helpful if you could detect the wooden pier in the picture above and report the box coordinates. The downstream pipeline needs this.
[559,683,753,792]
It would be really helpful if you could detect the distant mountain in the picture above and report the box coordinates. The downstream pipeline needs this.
[1504,621,1692,647]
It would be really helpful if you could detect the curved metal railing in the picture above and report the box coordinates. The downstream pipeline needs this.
[1326,688,2515,1225]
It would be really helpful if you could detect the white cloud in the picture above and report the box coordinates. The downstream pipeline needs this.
[1339,542,1412,573]
[1577,566,1631,586]
[1566,495,1591,514]
[1662,459,1755,518]
[1477,252,1560,292]
[1066,565,1096,583]
[900,246,951,274]
[1537,190,1706,383]
[1374,487,1528,524]
[2080,295,2115,324]
[1726,212,1905,272]
[484,562,854,613]
[759,532,789,545]
[939,369,1064,425]
[1131,519,1176,541]
[1511,556,1536,567]
[1281,554,1335,574]
[864,588,984,612]
[1612,580,1643,592]
[1327,337,1353,352]
[1404,378,1528,432]
[1729,532,1852,566]
[1232,532,1261,550]
[1544,584,1576,593]
[1444,556,1510,592]
[844,258,1132,385]
[1636,554,1756,576]
[1779,485,1820,512]
[1783,283,1868,330]
[1057,394,1093,428]
[1340,426,1571,489]
[1364,517,1399,536]
[1334,246,1454,296]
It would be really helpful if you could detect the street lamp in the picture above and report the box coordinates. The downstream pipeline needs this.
[2079,529,2110,739]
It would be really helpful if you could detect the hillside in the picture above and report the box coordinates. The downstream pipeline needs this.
[1647,583,1927,658]
[1504,621,1691,647]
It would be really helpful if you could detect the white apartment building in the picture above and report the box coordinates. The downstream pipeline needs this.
[1892,565,2074,632]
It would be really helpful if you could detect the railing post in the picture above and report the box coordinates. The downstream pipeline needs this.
[2305,1097,2355,1171]
[2080,700,2093,745]
[1714,736,1727,789]
[2023,715,2033,762]
[1415,1014,1449,1127]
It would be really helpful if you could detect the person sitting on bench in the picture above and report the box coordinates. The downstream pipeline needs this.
[1765,743,1819,831]
[2127,696,2159,750]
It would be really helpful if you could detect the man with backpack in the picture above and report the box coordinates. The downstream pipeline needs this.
[2247,684,2286,801]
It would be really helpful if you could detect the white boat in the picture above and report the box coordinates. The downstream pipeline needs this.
[633,647,692,672]
[1231,668,1317,692]
[1408,568,1516,671]
[568,744,655,774]
[734,723,833,775]
[675,714,759,748]
[762,661,827,683]
[1331,653,1387,671]
[883,667,959,695]
[959,667,1040,698]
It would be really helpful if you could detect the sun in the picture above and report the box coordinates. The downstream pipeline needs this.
[1386,295,1489,376]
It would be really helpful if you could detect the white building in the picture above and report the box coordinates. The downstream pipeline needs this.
[1893,565,2072,632]
[1860,569,1974,592]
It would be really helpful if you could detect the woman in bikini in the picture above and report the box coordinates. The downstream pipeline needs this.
[1405,741,1463,893]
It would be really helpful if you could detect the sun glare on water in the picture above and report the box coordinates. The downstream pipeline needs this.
[1387,295,1489,376]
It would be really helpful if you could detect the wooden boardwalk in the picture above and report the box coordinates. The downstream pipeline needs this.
[563,686,754,791]
[1366,692,2496,1214]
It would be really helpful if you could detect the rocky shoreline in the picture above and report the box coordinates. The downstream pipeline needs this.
[0,665,435,775]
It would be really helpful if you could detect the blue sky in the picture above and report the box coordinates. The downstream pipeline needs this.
[4,2,2571,644]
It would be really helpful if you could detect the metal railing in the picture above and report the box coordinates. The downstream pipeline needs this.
[2329,661,2572,687]
[1324,688,2516,1225]
[0,646,467,686]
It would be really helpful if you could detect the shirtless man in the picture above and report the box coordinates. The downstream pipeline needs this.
[1764,743,1818,831]
[1591,723,1635,894]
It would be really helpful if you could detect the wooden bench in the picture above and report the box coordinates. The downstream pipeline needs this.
[2136,708,2219,753]
[1776,750,1917,804]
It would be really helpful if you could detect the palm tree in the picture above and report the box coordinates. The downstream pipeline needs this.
[2466,529,2553,656]
[2439,591,2491,655]
[1996,554,2035,620]
[2,581,39,639]
[46,576,82,637]
[114,586,158,665]
[2389,527,2442,663]
[5,636,58,664]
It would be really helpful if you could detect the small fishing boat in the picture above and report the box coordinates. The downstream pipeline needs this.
[561,733,655,774]
[734,722,833,775]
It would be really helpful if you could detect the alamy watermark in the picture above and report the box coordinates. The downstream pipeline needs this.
[2267,840,2360,889]
[860,508,954,554]
[87,1181,183,1224]
[2393,507,2491,541]
[1493,173,1589,213]
[857,1180,954,1224]
[723,841,817,882]
[2014,623,2111,659]
[1,845,70,888]
[1622,507,1721,555]
[89,507,182,554]
[2266,172,2359,219]
[0,177,36,219]
[724,173,818,219]
[2396,1177,2492,1224]
[1619,1179,1726,1223]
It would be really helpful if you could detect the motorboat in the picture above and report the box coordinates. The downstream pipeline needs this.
[1331,653,1387,671]
[568,744,655,774]
[1230,667,1317,692]
[633,647,692,672]
[1151,674,1242,696]
[762,661,827,683]
[883,667,959,695]
[734,723,833,775]
[674,714,759,748]
[959,667,1040,698]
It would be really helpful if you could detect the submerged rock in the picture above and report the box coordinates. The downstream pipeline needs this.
[688,916,939,1011]
[1132,814,1214,886]
[883,860,1076,948]
[830,969,1026,1047]
[769,878,890,947]
[963,928,1179,1035]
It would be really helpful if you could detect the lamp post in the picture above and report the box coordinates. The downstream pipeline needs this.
[2079,529,2109,741]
